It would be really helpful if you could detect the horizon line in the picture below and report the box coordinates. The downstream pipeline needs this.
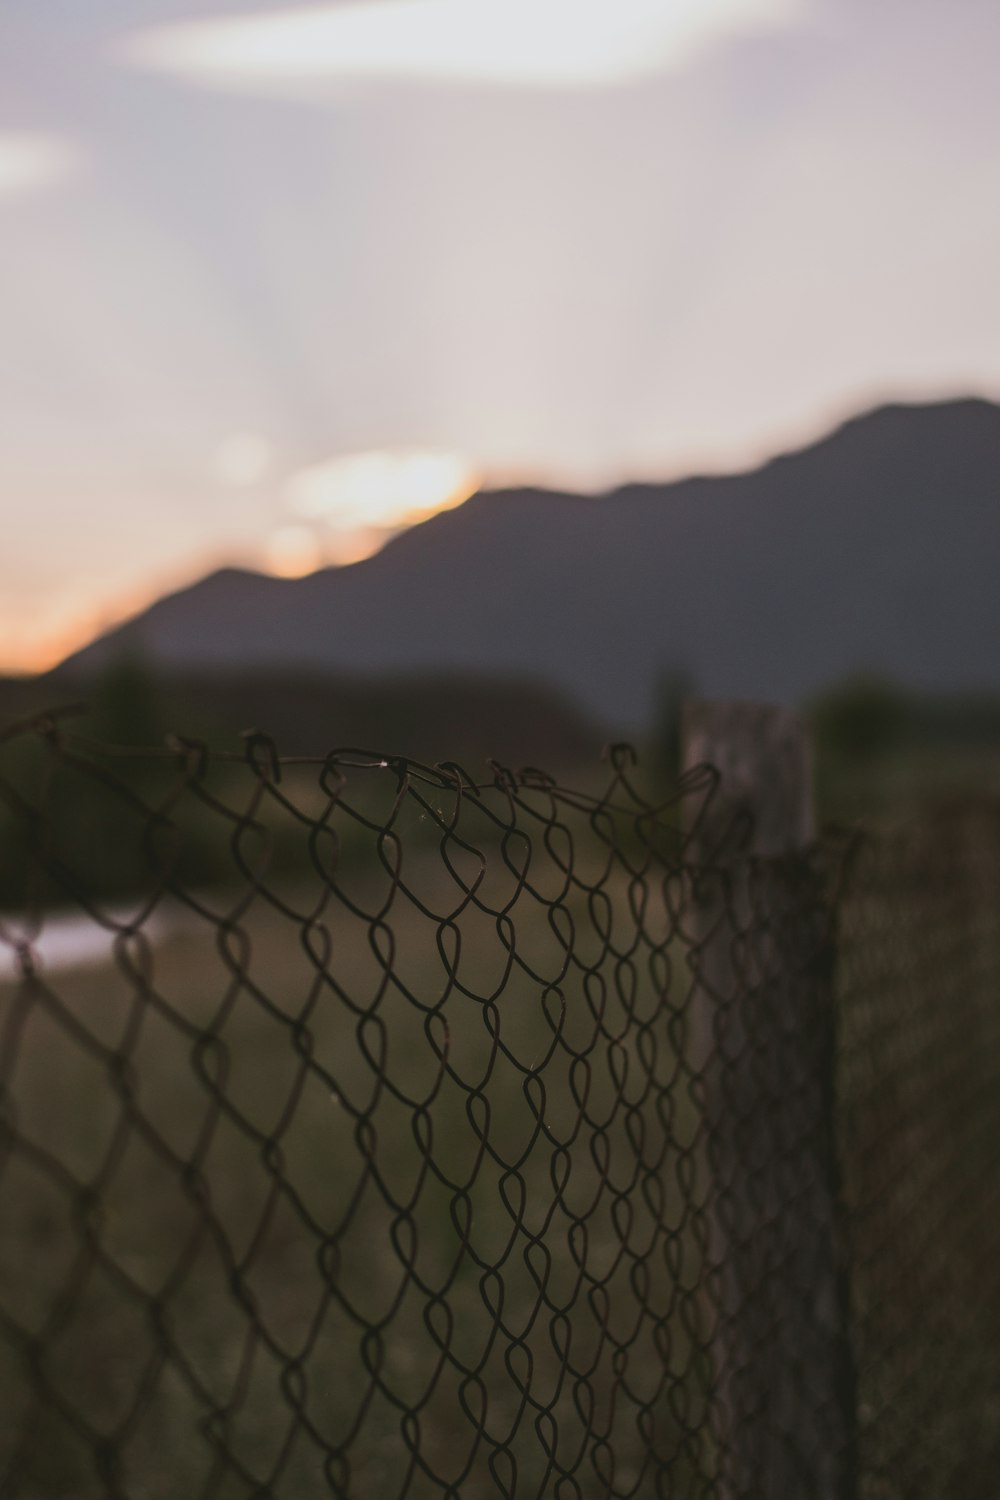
[7,385,997,680]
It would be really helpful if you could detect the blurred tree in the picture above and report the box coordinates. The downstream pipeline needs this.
[87,652,165,748]
[648,667,696,785]
[808,674,910,763]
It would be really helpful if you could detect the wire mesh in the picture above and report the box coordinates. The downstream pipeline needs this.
[6,711,994,1497]
[835,803,1000,1500]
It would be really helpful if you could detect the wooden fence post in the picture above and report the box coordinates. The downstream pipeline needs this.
[681,700,855,1499]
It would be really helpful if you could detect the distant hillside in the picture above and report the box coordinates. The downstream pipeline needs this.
[58,398,1000,728]
[0,665,609,771]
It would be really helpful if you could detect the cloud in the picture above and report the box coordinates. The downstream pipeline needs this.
[117,0,807,94]
[0,134,81,201]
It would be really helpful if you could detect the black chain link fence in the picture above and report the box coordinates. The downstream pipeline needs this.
[1,711,998,1497]
[835,804,1000,1499]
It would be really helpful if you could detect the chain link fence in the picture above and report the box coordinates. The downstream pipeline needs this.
[835,804,1000,1499]
[1,711,998,1497]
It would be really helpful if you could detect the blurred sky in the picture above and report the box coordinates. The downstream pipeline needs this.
[2,0,1000,671]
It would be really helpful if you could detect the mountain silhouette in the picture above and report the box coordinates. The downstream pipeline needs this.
[59,397,1000,728]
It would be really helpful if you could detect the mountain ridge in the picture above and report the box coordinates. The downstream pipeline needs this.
[58,396,1000,727]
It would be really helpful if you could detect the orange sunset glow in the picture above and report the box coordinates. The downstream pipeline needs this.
[268,449,480,574]
[3,449,482,671]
